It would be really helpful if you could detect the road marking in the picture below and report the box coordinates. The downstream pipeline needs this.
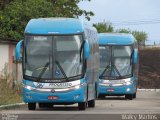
[0,103,25,108]
[138,89,160,92]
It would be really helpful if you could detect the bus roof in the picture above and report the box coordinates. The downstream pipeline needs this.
[98,33,136,45]
[25,18,84,35]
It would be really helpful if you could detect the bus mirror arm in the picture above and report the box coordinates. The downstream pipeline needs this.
[15,40,23,61]
[80,40,85,63]
[133,49,138,64]
[130,50,134,65]
[84,40,90,60]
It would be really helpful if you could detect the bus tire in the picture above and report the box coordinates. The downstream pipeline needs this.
[133,93,136,99]
[78,102,87,110]
[39,103,44,108]
[88,100,95,108]
[28,103,36,110]
[125,94,133,100]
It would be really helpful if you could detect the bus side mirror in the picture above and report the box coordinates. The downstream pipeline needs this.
[15,40,23,61]
[84,40,90,60]
[134,49,138,64]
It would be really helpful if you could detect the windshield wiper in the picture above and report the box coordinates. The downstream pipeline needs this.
[100,64,122,78]
[112,64,121,77]
[37,62,49,82]
[100,64,110,78]
[55,60,69,81]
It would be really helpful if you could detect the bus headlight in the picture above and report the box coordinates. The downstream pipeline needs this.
[23,84,35,90]
[122,78,132,85]
[99,79,109,83]
[124,81,132,85]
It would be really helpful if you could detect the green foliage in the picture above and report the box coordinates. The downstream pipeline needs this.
[0,0,13,10]
[116,28,148,43]
[132,31,148,43]
[93,22,148,43]
[0,62,22,105]
[1,63,10,81]
[48,0,94,20]
[0,0,93,39]
[0,0,55,39]
[0,84,22,105]
[93,22,114,33]
[116,28,131,33]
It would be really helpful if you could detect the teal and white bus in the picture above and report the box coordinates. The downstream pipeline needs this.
[98,33,138,100]
[15,18,99,110]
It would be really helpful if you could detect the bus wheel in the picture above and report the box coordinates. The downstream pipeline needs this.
[47,103,54,108]
[125,94,133,100]
[78,102,87,110]
[133,93,136,99]
[39,103,44,108]
[28,103,36,110]
[88,100,95,108]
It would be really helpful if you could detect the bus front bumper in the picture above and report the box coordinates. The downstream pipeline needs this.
[98,84,135,95]
[23,85,86,103]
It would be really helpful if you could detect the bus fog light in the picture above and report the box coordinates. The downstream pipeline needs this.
[26,94,32,99]
[74,94,80,100]
[75,85,80,89]
[126,88,130,92]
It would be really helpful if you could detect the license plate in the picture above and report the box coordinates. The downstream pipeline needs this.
[48,96,58,100]
[107,89,114,92]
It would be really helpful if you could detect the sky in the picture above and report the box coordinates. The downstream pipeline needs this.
[79,0,160,45]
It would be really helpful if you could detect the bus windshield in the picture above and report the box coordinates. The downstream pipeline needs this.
[99,45,133,79]
[24,35,83,82]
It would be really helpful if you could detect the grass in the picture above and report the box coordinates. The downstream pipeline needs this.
[0,79,22,106]
[0,90,22,106]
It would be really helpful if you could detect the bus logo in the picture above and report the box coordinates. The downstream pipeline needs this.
[34,83,45,88]
[55,69,60,76]
[51,89,55,93]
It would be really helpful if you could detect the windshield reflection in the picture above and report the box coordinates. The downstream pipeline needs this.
[99,45,133,79]
[24,35,84,81]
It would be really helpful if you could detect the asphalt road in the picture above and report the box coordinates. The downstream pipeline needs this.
[0,91,160,120]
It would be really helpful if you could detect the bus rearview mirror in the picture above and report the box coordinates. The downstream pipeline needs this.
[15,40,23,61]
[134,49,138,64]
[84,40,90,60]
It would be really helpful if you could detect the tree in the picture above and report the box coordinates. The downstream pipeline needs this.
[116,28,131,33]
[0,0,94,39]
[93,22,114,33]
[48,0,94,20]
[116,28,148,45]
[0,0,55,39]
[132,31,148,46]
[0,0,13,10]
